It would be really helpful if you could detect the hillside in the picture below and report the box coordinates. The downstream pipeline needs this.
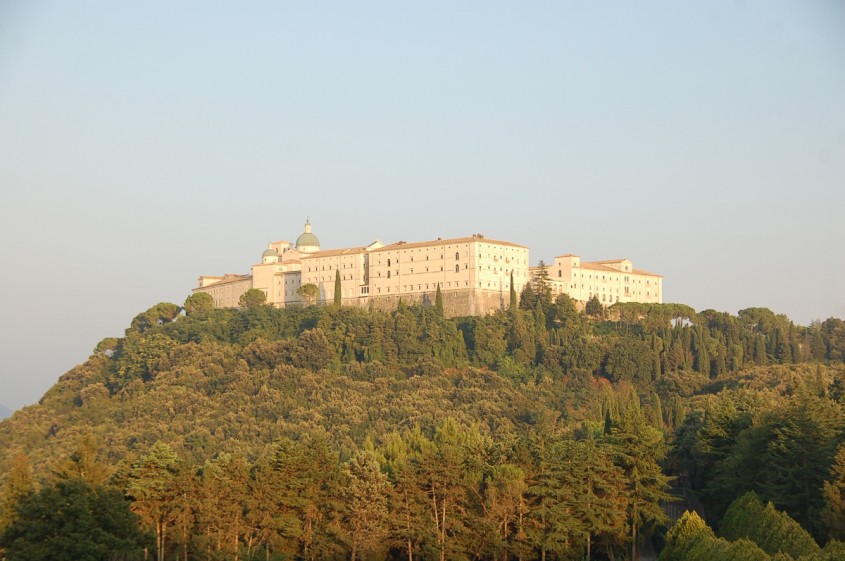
[1,292,844,561]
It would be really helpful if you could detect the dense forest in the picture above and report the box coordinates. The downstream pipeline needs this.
[1,275,845,561]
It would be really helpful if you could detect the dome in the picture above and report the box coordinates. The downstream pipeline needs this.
[295,219,320,253]
[262,248,278,257]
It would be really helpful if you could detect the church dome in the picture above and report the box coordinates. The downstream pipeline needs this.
[295,219,320,253]
[262,248,278,257]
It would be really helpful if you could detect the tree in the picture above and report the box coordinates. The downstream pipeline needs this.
[0,478,146,561]
[339,451,391,561]
[183,292,214,315]
[824,445,845,540]
[297,283,319,306]
[533,260,553,310]
[585,295,604,318]
[0,453,33,532]
[334,270,342,307]
[127,442,182,561]
[509,272,517,310]
[608,399,672,560]
[111,331,178,388]
[434,284,443,317]
[128,302,181,334]
[51,435,113,488]
[720,491,820,559]
[239,288,267,309]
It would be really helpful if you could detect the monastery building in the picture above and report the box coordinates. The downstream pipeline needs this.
[194,220,662,316]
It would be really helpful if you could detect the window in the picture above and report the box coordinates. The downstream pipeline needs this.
[388,258,391,267]
[455,252,460,260]
[387,270,391,279]
[455,264,460,273]
[558,270,562,277]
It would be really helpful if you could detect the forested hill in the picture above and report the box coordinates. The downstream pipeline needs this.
[1,289,845,561]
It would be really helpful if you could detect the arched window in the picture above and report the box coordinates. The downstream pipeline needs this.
[558,270,562,277]
[387,270,391,279]
[455,252,460,260]
[387,258,391,267]
[455,264,460,273]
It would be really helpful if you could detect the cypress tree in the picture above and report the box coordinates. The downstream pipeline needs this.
[509,271,517,310]
[334,270,342,307]
[435,283,443,317]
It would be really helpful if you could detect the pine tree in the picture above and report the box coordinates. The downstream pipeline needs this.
[607,399,672,560]
[824,445,845,541]
[127,441,182,561]
[340,451,392,561]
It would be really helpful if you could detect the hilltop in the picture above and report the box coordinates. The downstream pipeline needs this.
[0,291,844,561]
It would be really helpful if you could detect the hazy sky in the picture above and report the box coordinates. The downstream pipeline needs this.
[1,1,843,411]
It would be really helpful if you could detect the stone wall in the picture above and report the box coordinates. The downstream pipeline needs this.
[360,288,509,318]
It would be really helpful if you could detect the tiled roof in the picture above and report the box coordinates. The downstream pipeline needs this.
[302,247,368,258]
[633,269,663,277]
[372,236,527,252]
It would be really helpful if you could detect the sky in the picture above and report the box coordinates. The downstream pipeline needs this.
[0,1,843,411]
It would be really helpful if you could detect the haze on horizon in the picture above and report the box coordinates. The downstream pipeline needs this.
[0,1,843,411]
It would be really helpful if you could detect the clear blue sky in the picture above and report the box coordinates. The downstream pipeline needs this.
[1,1,843,410]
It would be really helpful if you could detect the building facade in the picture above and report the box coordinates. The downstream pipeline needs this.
[194,221,531,317]
[530,254,663,306]
[194,220,663,316]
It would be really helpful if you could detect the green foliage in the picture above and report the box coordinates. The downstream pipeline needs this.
[586,295,604,318]
[0,299,844,561]
[509,271,517,310]
[0,453,32,532]
[239,287,267,309]
[334,270,342,307]
[111,331,178,389]
[183,292,213,315]
[128,302,181,334]
[297,283,319,305]
[824,445,845,540]
[661,510,771,561]
[0,478,146,561]
[720,491,820,559]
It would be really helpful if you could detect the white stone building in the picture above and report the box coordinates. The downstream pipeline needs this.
[194,220,663,315]
[530,254,663,306]
[194,221,530,317]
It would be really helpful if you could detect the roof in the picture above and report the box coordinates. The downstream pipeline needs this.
[533,262,632,274]
[295,219,320,249]
[579,262,624,273]
[371,235,527,253]
[531,262,663,277]
[632,269,663,278]
[195,274,252,288]
[296,232,320,248]
[555,253,580,259]
[301,247,368,259]
[592,258,630,264]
